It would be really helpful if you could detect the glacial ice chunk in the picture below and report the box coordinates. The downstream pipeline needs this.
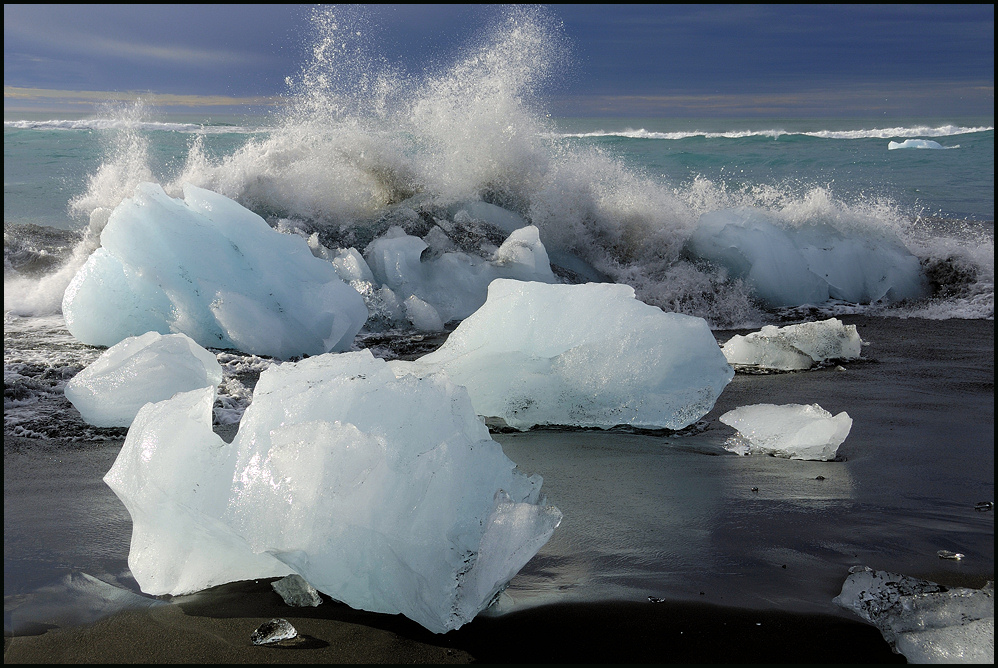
[722,318,864,371]
[104,351,561,634]
[272,574,323,607]
[65,331,222,427]
[719,403,851,460]
[888,139,952,150]
[364,224,556,325]
[404,279,734,430]
[62,183,368,359]
[251,618,298,645]
[834,568,994,663]
[684,207,928,307]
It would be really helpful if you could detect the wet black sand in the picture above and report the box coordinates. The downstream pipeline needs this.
[4,316,993,663]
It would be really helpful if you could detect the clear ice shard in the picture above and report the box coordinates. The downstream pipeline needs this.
[272,574,323,607]
[251,618,298,645]
[403,279,733,430]
[65,331,222,427]
[834,568,994,663]
[720,403,851,461]
[104,350,561,634]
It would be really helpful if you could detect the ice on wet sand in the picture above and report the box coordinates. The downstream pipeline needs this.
[722,318,864,371]
[719,403,852,461]
[62,183,368,359]
[64,331,222,427]
[404,279,734,430]
[834,568,994,663]
[104,350,561,634]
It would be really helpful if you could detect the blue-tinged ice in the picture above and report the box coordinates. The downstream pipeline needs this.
[65,331,222,427]
[834,568,994,663]
[684,207,928,308]
[720,403,851,461]
[888,139,953,150]
[104,351,561,634]
[364,224,557,327]
[62,183,368,359]
[722,318,864,371]
[402,279,733,430]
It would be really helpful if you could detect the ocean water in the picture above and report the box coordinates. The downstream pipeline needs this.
[3,7,994,640]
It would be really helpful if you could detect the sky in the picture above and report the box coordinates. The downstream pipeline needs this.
[4,4,994,118]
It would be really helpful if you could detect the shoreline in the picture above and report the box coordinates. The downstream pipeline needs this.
[4,582,908,664]
[4,315,994,663]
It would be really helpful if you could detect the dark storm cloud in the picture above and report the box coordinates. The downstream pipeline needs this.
[4,4,993,117]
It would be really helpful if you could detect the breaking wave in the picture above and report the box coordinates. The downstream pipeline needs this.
[550,125,993,141]
[9,5,994,327]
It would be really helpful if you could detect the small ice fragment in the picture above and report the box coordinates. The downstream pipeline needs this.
[848,565,873,574]
[272,574,322,607]
[719,403,852,461]
[251,618,298,645]
[975,501,994,512]
[721,318,864,371]
[937,550,965,560]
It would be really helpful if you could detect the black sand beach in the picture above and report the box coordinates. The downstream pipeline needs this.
[4,315,994,663]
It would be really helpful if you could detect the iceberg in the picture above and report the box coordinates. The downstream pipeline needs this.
[834,568,994,663]
[64,331,222,427]
[722,318,864,371]
[684,207,929,307]
[63,183,368,359]
[719,403,851,461]
[364,224,557,326]
[404,279,734,430]
[888,139,952,150]
[104,350,561,634]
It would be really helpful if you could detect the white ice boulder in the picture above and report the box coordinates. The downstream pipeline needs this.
[404,279,734,430]
[834,568,994,664]
[63,183,368,359]
[888,139,950,150]
[684,207,928,307]
[719,403,851,461]
[104,350,561,634]
[722,318,864,371]
[364,225,557,326]
[64,331,222,427]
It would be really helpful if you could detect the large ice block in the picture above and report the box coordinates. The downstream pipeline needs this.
[719,403,851,461]
[63,183,368,359]
[684,207,928,308]
[834,568,994,663]
[405,279,734,430]
[104,350,561,634]
[65,331,222,427]
[722,318,864,371]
